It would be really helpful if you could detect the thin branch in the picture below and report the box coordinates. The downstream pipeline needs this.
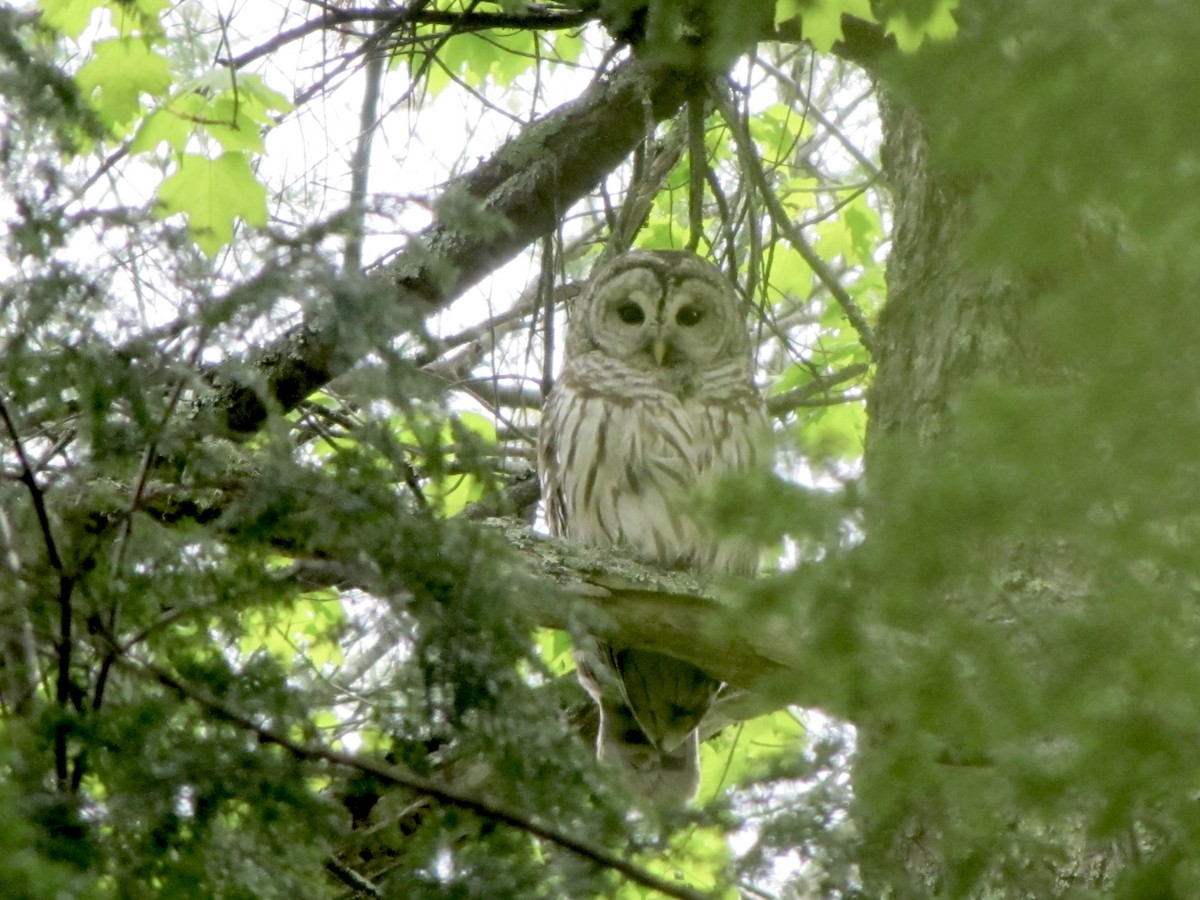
[0,506,40,715]
[686,93,706,252]
[456,376,543,412]
[129,655,713,900]
[766,363,870,417]
[344,23,387,273]
[714,85,877,359]
[538,234,556,397]
[224,4,592,71]
[608,120,688,256]
[754,56,881,180]
[416,296,540,371]
[324,856,383,898]
[0,397,75,789]
[0,400,65,573]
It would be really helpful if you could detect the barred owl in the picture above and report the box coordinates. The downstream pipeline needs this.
[538,249,768,802]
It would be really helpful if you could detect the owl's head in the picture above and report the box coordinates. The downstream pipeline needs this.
[567,249,752,373]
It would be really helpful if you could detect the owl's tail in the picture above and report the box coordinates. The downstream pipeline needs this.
[596,696,701,804]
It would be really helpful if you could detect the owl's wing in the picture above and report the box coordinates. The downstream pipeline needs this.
[537,387,570,538]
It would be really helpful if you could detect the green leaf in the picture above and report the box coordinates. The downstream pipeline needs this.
[455,410,498,444]
[439,29,537,88]
[817,195,883,265]
[129,108,186,154]
[129,97,201,154]
[775,0,804,25]
[617,825,735,899]
[777,0,877,52]
[129,73,291,156]
[701,711,808,795]
[232,73,295,118]
[75,37,172,128]
[154,152,268,255]
[193,71,294,122]
[38,0,103,37]
[842,200,881,261]
[109,0,169,38]
[534,629,576,676]
[206,98,265,153]
[429,472,486,517]
[886,0,960,52]
[749,102,812,164]
[799,397,867,462]
[549,29,584,64]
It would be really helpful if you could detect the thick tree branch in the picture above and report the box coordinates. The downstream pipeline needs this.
[281,519,816,708]
[213,56,703,434]
[484,522,811,697]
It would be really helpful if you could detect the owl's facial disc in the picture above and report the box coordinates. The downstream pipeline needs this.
[651,292,713,367]
[588,264,738,372]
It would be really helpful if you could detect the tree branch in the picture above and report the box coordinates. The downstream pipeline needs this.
[128,654,714,900]
[124,464,815,709]
[280,520,816,707]
[212,55,703,434]
[715,87,877,359]
[766,362,870,417]
[223,3,593,71]
[482,522,811,696]
[0,397,76,788]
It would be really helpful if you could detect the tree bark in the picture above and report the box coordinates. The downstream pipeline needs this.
[859,41,1114,900]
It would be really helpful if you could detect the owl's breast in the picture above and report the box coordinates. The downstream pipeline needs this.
[540,369,762,574]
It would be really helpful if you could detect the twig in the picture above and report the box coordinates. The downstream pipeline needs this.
[344,21,387,273]
[713,86,877,358]
[223,4,591,71]
[686,93,706,252]
[753,56,881,181]
[0,506,40,714]
[539,234,556,397]
[0,400,64,572]
[128,656,713,900]
[324,856,383,897]
[765,363,870,417]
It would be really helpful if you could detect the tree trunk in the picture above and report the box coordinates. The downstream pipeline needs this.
[858,86,1072,897]
[854,3,1190,889]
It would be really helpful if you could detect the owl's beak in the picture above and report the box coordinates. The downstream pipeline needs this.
[652,338,669,367]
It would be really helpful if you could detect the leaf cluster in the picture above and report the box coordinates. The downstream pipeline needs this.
[0,2,900,897]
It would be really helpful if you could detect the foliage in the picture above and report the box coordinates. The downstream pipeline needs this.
[10,0,1197,898]
[2,0,883,894]
[831,1,1200,894]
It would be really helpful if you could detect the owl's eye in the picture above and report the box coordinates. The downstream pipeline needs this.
[616,301,645,325]
[675,305,705,327]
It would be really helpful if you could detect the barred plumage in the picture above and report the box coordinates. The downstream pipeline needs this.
[539,249,768,802]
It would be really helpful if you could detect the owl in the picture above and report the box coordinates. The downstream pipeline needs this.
[538,249,768,802]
